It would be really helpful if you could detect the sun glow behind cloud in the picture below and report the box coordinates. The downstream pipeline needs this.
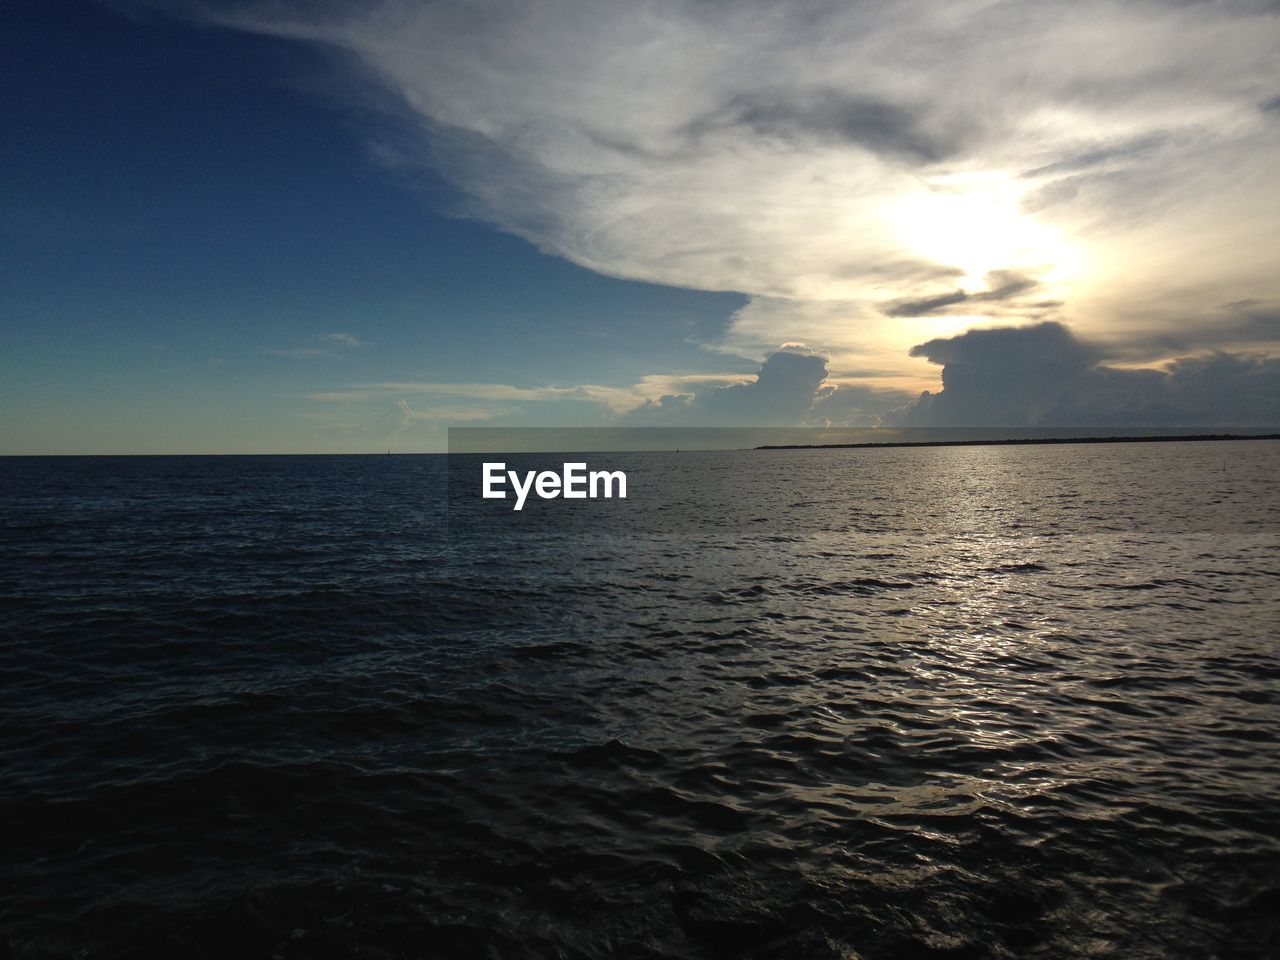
[197,0,1280,426]
[885,173,1084,296]
[231,1,1272,352]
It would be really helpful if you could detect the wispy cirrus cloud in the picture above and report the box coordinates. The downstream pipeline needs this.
[269,331,370,360]
[320,331,369,348]
[298,378,624,441]
[268,347,339,360]
[305,380,623,406]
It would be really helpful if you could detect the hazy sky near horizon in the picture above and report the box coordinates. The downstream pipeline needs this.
[3,0,1279,452]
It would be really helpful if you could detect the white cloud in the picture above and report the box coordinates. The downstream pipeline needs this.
[270,333,369,359]
[218,0,1278,380]
[268,347,339,360]
[298,332,1280,431]
[321,332,369,348]
[299,347,913,429]
[306,380,617,405]
[250,10,1277,243]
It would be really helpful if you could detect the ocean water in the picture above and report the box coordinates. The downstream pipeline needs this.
[2,442,1278,959]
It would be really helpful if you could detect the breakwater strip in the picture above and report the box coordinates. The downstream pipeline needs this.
[757,433,1280,450]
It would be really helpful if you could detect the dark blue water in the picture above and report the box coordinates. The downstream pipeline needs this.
[3,443,1279,959]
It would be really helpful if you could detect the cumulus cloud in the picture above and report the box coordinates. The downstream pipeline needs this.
[305,347,887,430]
[624,345,831,425]
[889,322,1280,427]
[300,324,1278,431]
[618,343,914,426]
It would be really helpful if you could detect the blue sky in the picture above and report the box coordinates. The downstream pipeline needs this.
[4,1,1278,452]
[2,1,748,452]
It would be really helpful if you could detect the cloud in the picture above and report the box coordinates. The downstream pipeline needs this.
[306,380,620,406]
[268,347,339,360]
[301,347,899,429]
[888,321,1280,427]
[1019,133,1171,180]
[620,344,909,426]
[1146,301,1280,357]
[270,332,369,359]
[881,270,1045,318]
[205,0,1280,376]
[321,332,369,347]
[302,379,626,438]
[684,88,965,164]
[298,323,1278,432]
[627,346,830,426]
[381,397,498,433]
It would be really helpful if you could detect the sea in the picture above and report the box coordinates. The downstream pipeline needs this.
[2,440,1278,959]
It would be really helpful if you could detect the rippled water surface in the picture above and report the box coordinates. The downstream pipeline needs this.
[3,442,1279,959]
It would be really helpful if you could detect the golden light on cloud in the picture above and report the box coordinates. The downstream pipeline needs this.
[885,173,1083,295]
[225,0,1279,426]
[908,312,995,345]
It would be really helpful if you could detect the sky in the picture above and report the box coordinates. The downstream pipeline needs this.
[3,0,1279,453]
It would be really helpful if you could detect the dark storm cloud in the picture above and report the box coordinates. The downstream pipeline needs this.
[888,322,1280,427]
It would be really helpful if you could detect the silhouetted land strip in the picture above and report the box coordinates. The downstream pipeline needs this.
[756,433,1280,450]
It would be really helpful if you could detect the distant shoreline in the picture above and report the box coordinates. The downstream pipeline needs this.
[756,433,1280,450]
